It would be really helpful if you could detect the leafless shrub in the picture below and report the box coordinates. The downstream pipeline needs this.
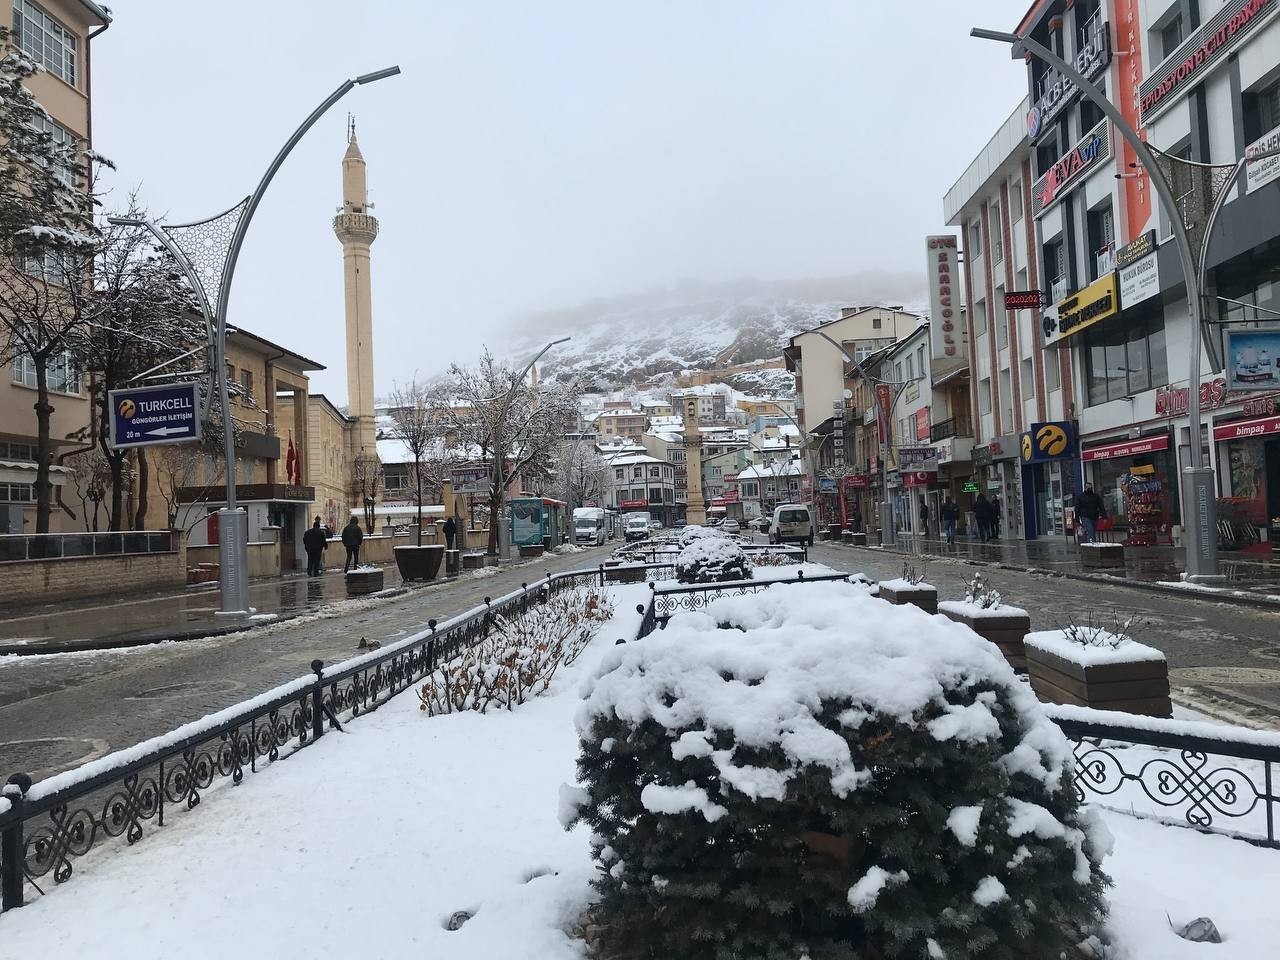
[963,573,1002,609]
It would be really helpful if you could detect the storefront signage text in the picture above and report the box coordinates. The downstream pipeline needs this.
[898,446,936,464]
[1081,434,1171,462]
[1155,377,1227,416]
[1115,230,1157,269]
[925,236,960,359]
[1119,250,1160,309]
[845,474,870,489]
[1032,120,1111,217]
[1213,414,1280,441]
[915,407,931,441]
[1026,16,1112,139]
[1140,0,1276,122]
[1246,123,1280,192]
[1243,396,1279,416]
[1046,272,1119,346]
[1004,290,1047,310]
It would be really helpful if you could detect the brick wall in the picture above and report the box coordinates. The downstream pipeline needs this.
[1,543,186,609]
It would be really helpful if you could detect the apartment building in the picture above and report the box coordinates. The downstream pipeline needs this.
[1,0,110,533]
[596,408,647,440]
[603,453,677,525]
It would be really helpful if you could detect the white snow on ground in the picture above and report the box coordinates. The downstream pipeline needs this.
[937,599,1028,619]
[3,576,1279,958]
[879,576,936,591]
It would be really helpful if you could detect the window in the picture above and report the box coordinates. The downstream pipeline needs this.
[1036,139,1059,178]
[905,355,914,380]
[614,468,623,480]
[916,345,925,378]
[13,0,77,85]
[969,220,983,257]
[648,465,660,478]
[1046,351,1061,392]
[0,482,35,502]
[999,367,1013,424]
[991,200,1003,263]
[0,441,37,462]
[996,286,1008,348]
[14,247,70,286]
[1021,358,1035,399]
[1158,14,1184,62]
[1010,178,1024,222]
[1244,78,1280,142]
[1044,240,1066,299]
[872,317,882,330]
[1083,310,1169,405]
[29,112,79,186]
[632,466,642,479]
[974,298,988,337]
[648,487,662,503]
[895,362,903,382]
[12,351,79,393]
[1087,204,1115,280]
[1080,81,1106,133]
[240,368,254,396]
[979,377,993,414]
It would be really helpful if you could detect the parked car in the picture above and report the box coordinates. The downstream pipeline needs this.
[770,504,814,546]
[648,519,663,531]
[722,519,741,535]
[706,517,724,527]
[673,519,687,528]
[747,517,771,534]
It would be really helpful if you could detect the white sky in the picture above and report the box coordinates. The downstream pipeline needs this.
[93,1,1027,403]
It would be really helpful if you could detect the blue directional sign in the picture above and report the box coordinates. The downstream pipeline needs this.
[108,382,201,449]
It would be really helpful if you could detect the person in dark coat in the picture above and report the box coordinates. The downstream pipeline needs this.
[974,493,992,543]
[302,517,327,577]
[442,515,457,551]
[918,500,930,538]
[990,495,1002,539]
[1075,484,1106,543]
[850,502,862,534]
[341,517,364,572]
[941,496,960,547]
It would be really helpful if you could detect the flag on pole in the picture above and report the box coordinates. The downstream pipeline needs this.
[286,436,299,485]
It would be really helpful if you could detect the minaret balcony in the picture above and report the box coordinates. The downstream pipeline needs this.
[333,212,379,245]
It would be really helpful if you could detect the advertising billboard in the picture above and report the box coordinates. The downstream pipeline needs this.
[1226,330,1280,391]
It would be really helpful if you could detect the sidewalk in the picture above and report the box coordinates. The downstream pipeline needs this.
[846,532,1280,604]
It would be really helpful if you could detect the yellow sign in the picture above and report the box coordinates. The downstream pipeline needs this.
[1036,423,1069,457]
[1129,464,1155,475]
[1048,272,1119,344]
[1020,434,1033,462]
[118,399,136,418]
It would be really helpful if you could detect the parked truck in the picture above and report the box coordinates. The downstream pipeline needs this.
[572,507,607,546]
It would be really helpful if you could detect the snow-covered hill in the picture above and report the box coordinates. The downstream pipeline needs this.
[506,278,929,395]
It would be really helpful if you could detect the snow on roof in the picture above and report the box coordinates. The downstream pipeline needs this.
[736,460,804,480]
[605,453,670,466]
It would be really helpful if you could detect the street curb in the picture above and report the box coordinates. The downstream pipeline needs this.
[835,543,1280,613]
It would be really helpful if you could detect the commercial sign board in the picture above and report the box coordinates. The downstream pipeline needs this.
[450,465,490,495]
[1081,434,1170,462]
[1026,15,1112,140]
[1213,414,1280,441]
[971,435,1020,466]
[914,407,931,441]
[925,236,961,359]
[902,470,936,487]
[1117,0,1153,241]
[897,446,936,465]
[1114,230,1157,270]
[905,381,920,403]
[619,498,648,509]
[1226,331,1280,391]
[1032,120,1112,218]
[1140,0,1277,123]
[1019,421,1076,464]
[1118,248,1160,309]
[108,382,200,450]
[1004,290,1047,310]
[845,474,870,489]
[1246,123,1280,192]
[1155,377,1228,416]
[1044,273,1119,347]
[875,383,892,443]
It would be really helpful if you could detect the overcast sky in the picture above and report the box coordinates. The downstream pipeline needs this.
[94,1,1026,403]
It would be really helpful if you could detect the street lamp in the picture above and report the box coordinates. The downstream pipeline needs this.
[107,66,400,613]
[491,337,571,561]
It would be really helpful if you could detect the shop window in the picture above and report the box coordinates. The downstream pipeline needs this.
[1083,310,1168,405]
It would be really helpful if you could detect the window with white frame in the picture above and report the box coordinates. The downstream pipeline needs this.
[979,377,992,414]
[969,220,982,257]
[991,200,1003,263]
[29,112,79,186]
[1045,350,1061,391]
[995,286,1008,348]
[12,351,80,394]
[0,482,35,502]
[13,0,77,85]
[1010,178,1024,222]
[14,247,70,286]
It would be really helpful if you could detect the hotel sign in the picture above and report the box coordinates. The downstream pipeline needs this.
[1026,16,1112,140]
[925,236,961,360]
[1032,120,1112,218]
[1044,273,1119,347]
[1140,0,1277,122]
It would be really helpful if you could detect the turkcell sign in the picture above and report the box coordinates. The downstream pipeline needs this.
[109,382,200,449]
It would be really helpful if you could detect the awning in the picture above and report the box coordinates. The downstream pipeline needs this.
[1213,415,1280,442]
[351,504,447,518]
[1081,434,1170,462]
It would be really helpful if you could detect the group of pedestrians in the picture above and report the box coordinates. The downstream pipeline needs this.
[300,515,462,577]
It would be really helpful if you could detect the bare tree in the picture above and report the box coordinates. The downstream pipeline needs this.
[560,440,610,512]
[63,446,120,532]
[351,453,382,535]
[440,349,581,554]
[153,441,221,529]
[385,376,449,546]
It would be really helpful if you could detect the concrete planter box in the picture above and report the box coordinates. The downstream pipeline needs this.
[939,601,1030,672]
[462,552,487,570]
[445,549,461,576]
[849,532,867,546]
[519,544,545,559]
[394,544,444,581]
[1025,630,1171,718]
[345,568,384,596]
[877,579,937,614]
[603,561,646,584]
[1081,543,1125,569]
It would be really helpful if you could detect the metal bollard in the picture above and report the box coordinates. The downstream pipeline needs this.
[310,660,325,741]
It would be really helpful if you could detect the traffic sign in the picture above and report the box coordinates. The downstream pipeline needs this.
[108,382,201,449]
[1004,290,1047,310]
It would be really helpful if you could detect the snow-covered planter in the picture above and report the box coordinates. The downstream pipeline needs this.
[939,574,1030,672]
[878,565,937,613]
[344,567,384,596]
[1080,542,1125,569]
[1025,627,1171,718]
[602,559,646,584]
[673,535,752,584]
[567,582,1111,959]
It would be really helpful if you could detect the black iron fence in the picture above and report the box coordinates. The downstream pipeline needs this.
[0,563,663,915]
[0,531,175,563]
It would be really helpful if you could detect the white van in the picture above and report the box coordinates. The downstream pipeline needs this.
[770,504,814,546]
[623,514,652,542]
[572,507,607,546]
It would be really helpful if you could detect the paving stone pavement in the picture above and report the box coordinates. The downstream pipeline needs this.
[808,541,1280,728]
[0,545,615,783]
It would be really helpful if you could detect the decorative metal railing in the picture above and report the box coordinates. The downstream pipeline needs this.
[0,531,175,563]
[0,563,668,915]
[614,543,808,566]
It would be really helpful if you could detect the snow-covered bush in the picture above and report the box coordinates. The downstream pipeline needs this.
[677,523,723,550]
[567,582,1110,959]
[417,585,614,715]
[964,572,1003,610]
[1061,611,1138,651]
[673,535,752,584]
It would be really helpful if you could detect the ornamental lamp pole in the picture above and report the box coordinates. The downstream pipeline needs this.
[971,26,1225,583]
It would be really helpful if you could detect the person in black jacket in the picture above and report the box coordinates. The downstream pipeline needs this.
[1075,484,1106,543]
[302,517,327,577]
[442,515,457,551]
[974,493,992,542]
[341,517,364,572]
[941,496,960,547]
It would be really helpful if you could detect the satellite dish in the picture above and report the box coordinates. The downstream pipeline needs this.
[842,389,853,399]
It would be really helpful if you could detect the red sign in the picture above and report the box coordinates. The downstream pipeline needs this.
[1034,130,1105,213]
[1116,0,1152,240]
[844,474,869,489]
[720,490,740,503]
[926,236,960,359]
[619,499,648,509]
[1155,378,1227,416]
[1004,290,1046,310]
[1081,435,1170,462]
[1213,415,1280,442]
[903,470,935,487]
[915,408,931,441]
[875,384,892,443]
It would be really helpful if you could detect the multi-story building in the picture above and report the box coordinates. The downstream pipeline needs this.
[596,408,648,440]
[671,388,728,424]
[1,0,110,533]
[603,452,677,525]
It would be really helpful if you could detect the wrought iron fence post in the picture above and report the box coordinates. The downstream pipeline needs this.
[1,772,32,911]
[427,620,437,673]
[310,660,325,742]
[483,597,492,637]
[599,563,605,587]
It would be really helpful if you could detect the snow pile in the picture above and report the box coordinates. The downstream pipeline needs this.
[938,599,1029,620]
[571,581,1111,957]
[1026,629,1166,666]
[673,535,750,584]
[676,523,723,549]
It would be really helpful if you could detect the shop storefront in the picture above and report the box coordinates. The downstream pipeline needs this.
[1080,434,1179,540]
[1213,409,1280,548]
[1017,421,1078,540]
[971,435,1023,539]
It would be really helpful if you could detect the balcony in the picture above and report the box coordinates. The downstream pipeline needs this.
[930,415,973,443]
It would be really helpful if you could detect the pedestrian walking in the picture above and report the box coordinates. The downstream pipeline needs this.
[341,516,364,572]
[973,493,991,542]
[1075,484,1106,544]
[850,503,862,534]
[990,496,1002,539]
[919,500,930,539]
[941,496,959,547]
[443,515,457,551]
[302,516,327,577]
